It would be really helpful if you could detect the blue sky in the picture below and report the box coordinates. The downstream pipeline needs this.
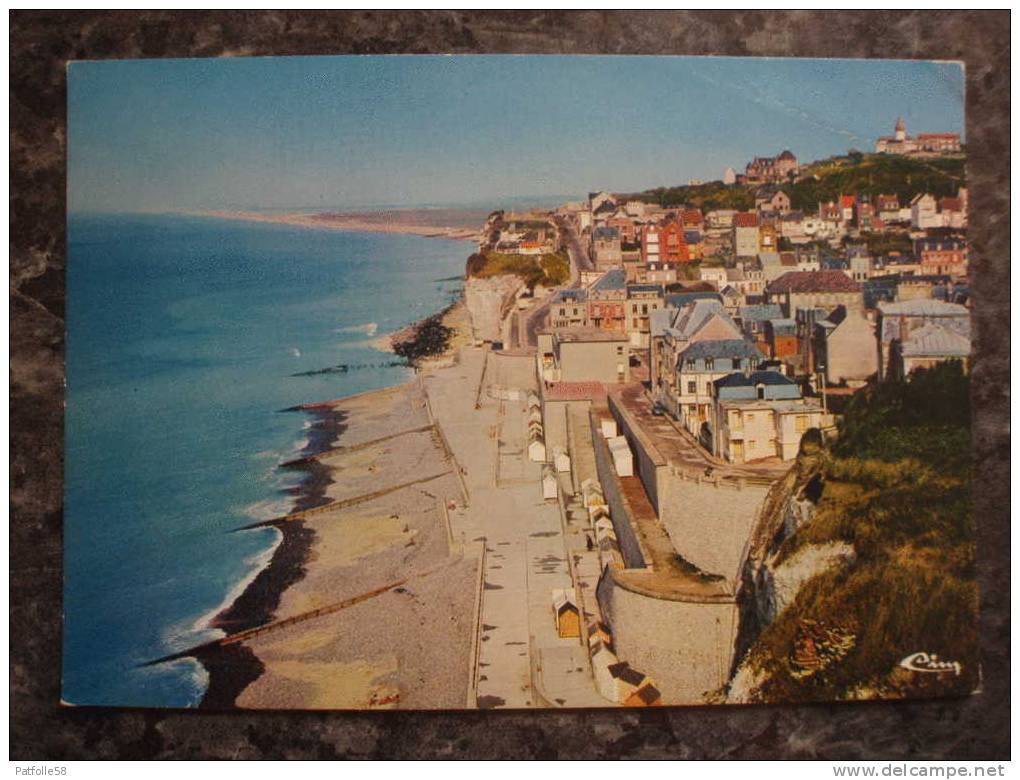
[67,55,965,213]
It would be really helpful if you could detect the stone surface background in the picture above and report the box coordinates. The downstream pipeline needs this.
[10,10,1010,760]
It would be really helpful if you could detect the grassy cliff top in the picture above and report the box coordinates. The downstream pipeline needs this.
[743,361,977,703]
[628,153,965,213]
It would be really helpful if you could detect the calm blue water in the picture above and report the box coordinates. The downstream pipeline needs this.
[63,214,468,707]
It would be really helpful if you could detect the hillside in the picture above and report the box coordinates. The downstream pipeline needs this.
[628,153,966,213]
[733,361,976,703]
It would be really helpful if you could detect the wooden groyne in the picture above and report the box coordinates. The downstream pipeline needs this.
[235,470,454,531]
[279,424,435,468]
[143,556,466,668]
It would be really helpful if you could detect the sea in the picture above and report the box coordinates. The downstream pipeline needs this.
[63,213,470,708]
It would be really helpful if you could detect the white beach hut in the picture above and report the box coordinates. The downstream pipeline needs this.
[553,448,571,474]
[528,438,547,463]
[541,466,558,500]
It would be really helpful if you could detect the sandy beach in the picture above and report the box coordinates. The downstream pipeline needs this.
[196,208,483,241]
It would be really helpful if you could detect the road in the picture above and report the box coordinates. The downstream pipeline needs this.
[514,217,594,349]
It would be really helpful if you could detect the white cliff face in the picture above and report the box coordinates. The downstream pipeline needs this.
[464,275,525,343]
[770,542,855,619]
[728,449,856,704]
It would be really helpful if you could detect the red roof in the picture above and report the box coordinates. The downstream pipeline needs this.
[543,381,608,402]
[767,270,861,294]
[940,197,964,212]
[733,212,759,228]
[917,133,960,139]
[840,195,855,209]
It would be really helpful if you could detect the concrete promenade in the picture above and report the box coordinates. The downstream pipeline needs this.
[423,348,606,708]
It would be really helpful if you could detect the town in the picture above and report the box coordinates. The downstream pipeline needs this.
[451,117,970,705]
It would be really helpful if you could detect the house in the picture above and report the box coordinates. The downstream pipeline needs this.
[915,237,968,277]
[763,318,798,359]
[550,288,588,329]
[812,305,878,387]
[876,299,970,381]
[592,226,623,270]
[758,222,779,254]
[755,188,791,214]
[779,211,807,242]
[699,266,728,288]
[765,270,864,317]
[606,213,639,244]
[910,193,942,229]
[745,150,798,184]
[738,303,784,353]
[668,338,765,436]
[895,322,971,379]
[732,212,760,258]
[839,194,856,223]
[625,283,665,348]
[939,196,967,230]
[650,299,742,406]
[537,328,630,385]
[680,209,704,229]
[726,263,766,298]
[710,370,825,462]
[705,209,737,230]
[719,284,743,314]
[855,196,878,231]
[589,191,617,213]
[657,220,691,264]
[587,269,628,332]
[875,194,902,222]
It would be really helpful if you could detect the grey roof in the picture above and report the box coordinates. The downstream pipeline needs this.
[627,283,664,296]
[669,299,731,339]
[766,318,797,335]
[901,322,971,357]
[665,291,723,309]
[649,308,674,338]
[553,288,587,303]
[592,269,627,291]
[878,299,968,317]
[739,304,784,322]
[714,370,796,389]
[680,339,763,362]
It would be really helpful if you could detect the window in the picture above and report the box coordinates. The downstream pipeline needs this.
[746,413,754,422]
[687,381,696,394]
[616,346,624,355]
[795,415,809,433]
[633,318,639,328]
[705,358,715,370]
[642,304,648,315]
[757,385,766,400]
[733,358,741,370]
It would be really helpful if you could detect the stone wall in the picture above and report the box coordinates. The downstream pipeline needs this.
[657,473,769,585]
[597,573,739,704]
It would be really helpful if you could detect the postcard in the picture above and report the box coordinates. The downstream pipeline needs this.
[64,54,974,710]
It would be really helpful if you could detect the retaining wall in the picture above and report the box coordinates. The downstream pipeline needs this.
[597,572,739,704]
